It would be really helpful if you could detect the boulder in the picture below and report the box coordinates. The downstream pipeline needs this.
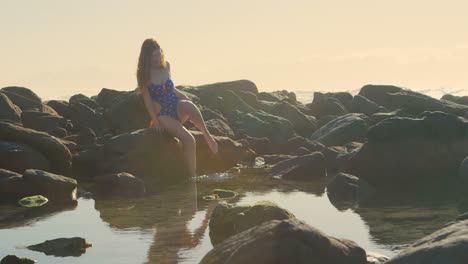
[279,136,325,155]
[441,94,468,106]
[45,100,72,118]
[307,96,347,118]
[103,91,149,134]
[69,101,105,136]
[69,93,100,109]
[21,110,70,135]
[0,122,72,174]
[0,140,49,173]
[0,86,56,114]
[94,172,145,198]
[351,95,382,116]
[310,114,369,146]
[385,219,468,264]
[27,237,91,257]
[271,101,317,136]
[201,218,367,264]
[0,92,21,123]
[269,152,327,180]
[209,201,295,245]
[326,173,376,208]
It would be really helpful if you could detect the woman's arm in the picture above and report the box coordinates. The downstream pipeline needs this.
[174,88,190,100]
[139,85,160,126]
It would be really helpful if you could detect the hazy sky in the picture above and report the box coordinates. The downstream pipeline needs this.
[1,0,467,100]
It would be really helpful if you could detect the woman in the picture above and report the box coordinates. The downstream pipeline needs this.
[136,38,218,178]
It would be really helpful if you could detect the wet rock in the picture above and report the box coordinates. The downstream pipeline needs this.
[22,169,77,203]
[94,172,145,197]
[0,140,49,173]
[0,255,35,264]
[209,201,295,245]
[261,154,297,165]
[385,219,468,264]
[327,173,376,208]
[280,136,325,155]
[0,92,21,123]
[27,237,91,257]
[292,146,311,155]
[366,252,390,264]
[310,113,369,146]
[269,152,326,180]
[0,122,72,174]
[202,218,367,264]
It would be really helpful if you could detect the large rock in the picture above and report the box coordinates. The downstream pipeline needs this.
[0,122,72,174]
[0,86,57,114]
[310,114,369,146]
[103,91,149,134]
[186,80,258,108]
[27,237,91,257]
[270,101,317,136]
[45,100,72,118]
[279,136,325,155]
[0,140,49,173]
[351,95,382,116]
[21,110,70,135]
[0,92,21,123]
[201,218,367,264]
[0,168,77,203]
[190,118,235,138]
[346,112,468,190]
[94,172,145,198]
[69,93,100,110]
[269,152,327,180]
[359,85,468,116]
[227,110,296,145]
[218,90,257,115]
[442,94,468,106]
[69,101,105,136]
[326,173,376,208]
[385,219,468,264]
[314,91,353,110]
[307,96,347,118]
[209,201,295,245]
[96,88,128,109]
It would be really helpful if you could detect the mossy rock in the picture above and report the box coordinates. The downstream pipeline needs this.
[18,195,48,207]
[213,189,239,199]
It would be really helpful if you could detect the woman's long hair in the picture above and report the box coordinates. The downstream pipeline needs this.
[136,38,167,89]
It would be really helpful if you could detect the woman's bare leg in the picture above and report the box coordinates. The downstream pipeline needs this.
[158,115,197,178]
[177,100,218,154]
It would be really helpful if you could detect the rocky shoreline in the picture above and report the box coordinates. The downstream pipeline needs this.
[1,80,468,263]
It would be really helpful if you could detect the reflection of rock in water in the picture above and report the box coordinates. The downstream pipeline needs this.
[0,202,77,230]
[94,180,213,263]
[352,194,459,245]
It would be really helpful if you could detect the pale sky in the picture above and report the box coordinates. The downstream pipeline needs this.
[1,0,467,100]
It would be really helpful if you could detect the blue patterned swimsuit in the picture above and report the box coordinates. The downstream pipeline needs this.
[148,77,180,121]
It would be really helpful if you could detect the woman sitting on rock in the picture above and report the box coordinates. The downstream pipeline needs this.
[136,38,218,178]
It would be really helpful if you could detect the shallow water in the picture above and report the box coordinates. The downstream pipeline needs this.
[0,169,461,263]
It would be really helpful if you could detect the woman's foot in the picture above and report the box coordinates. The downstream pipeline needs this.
[205,134,218,154]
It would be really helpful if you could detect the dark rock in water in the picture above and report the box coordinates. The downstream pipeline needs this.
[307,96,348,118]
[310,113,369,146]
[0,121,72,174]
[269,152,326,180]
[45,100,71,118]
[351,95,383,116]
[22,169,77,203]
[0,255,35,264]
[359,84,468,116]
[227,110,296,145]
[212,189,238,199]
[327,173,376,209]
[208,201,295,246]
[322,143,362,173]
[0,140,49,173]
[103,91,149,134]
[27,237,91,257]
[0,168,77,203]
[94,172,145,198]
[69,93,100,110]
[0,86,57,115]
[192,131,256,174]
[270,101,317,137]
[0,92,21,123]
[347,112,468,191]
[201,218,367,264]
[385,219,468,264]
[442,94,468,106]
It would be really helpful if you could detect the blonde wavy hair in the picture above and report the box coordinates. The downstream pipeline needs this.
[136,38,167,89]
